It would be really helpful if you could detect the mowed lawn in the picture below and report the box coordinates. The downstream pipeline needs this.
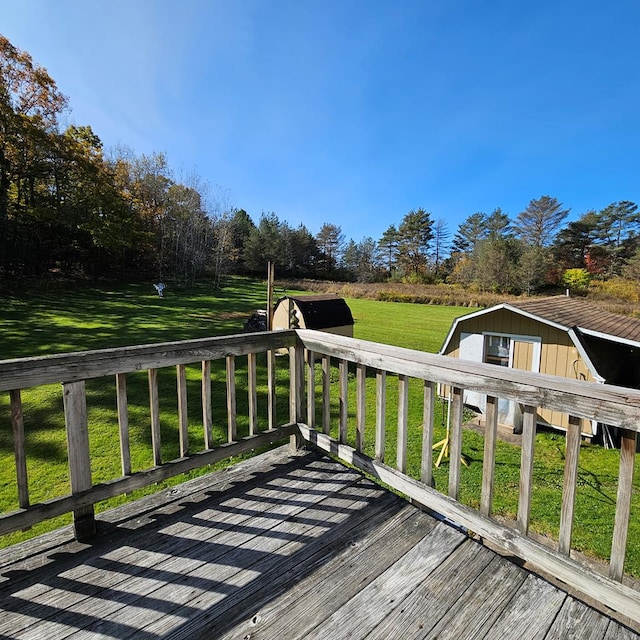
[0,279,638,579]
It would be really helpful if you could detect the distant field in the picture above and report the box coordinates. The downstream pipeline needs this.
[346,297,473,352]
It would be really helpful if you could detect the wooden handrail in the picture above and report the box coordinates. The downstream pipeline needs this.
[0,331,298,540]
[293,329,639,625]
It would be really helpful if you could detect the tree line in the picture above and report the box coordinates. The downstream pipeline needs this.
[2,35,638,294]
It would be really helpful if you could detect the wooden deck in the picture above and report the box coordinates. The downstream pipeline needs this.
[0,446,637,640]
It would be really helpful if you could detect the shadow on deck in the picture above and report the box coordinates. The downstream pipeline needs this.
[0,446,637,640]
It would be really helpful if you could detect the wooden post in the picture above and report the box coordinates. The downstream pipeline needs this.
[226,355,237,442]
[480,395,498,516]
[10,389,29,509]
[148,369,162,466]
[115,373,131,476]
[267,349,276,430]
[306,350,316,429]
[517,404,537,535]
[339,359,348,444]
[610,428,637,581]
[322,355,331,435]
[62,381,95,541]
[177,364,189,457]
[289,344,304,450]
[375,370,386,462]
[421,381,435,488]
[248,352,258,436]
[448,386,463,499]
[202,360,213,449]
[355,364,366,452]
[397,375,409,473]
[558,414,581,555]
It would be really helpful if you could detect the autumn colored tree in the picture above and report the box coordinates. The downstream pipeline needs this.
[0,34,69,272]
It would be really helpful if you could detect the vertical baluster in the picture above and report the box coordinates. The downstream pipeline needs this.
[448,386,463,499]
[517,404,537,535]
[397,375,409,473]
[339,359,348,443]
[421,381,435,487]
[610,428,637,582]
[148,369,162,466]
[248,352,258,436]
[202,360,213,449]
[375,370,386,462]
[10,389,29,508]
[306,350,316,429]
[177,364,189,457]
[289,344,304,449]
[267,349,276,430]
[558,414,581,555]
[356,364,366,452]
[480,395,499,516]
[322,356,331,435]
[115,374,131,476]
[62,381,95,541]
[226,355,237,442]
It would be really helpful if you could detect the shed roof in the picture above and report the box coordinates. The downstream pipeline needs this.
[277,294,354,330]
[509,296,640,345]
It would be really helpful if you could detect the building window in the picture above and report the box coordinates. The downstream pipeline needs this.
[485,335,510,367]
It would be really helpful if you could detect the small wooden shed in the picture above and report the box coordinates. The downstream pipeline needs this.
[272,294,354,337]
[439,295,640,438]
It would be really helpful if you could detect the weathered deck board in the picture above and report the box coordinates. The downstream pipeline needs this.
[0,447,636,640]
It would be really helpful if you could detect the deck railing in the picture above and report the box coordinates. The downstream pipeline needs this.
[0,328,638,625]
[293,329,640,627]
[0,331,300,540]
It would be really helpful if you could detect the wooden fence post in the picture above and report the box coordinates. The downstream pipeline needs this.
[63,381,95,541]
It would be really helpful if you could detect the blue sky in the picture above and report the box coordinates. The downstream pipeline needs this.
[3,0,639,243]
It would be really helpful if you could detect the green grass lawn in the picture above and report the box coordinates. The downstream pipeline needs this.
[0,279,638,578]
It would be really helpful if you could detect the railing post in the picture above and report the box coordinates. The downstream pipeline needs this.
[356,364,366,452]
[177,364,189,457]
[306,350,316,430]
[339,359,348,444]
[148,368,162,466]
[62,381,95,541]
[10,389,29,509]
[375,370,386,462]
[480,395,499,516]
[202,360,213,449]
[610,427,637,581]
[322,355,331,435]
[558,414,581,555]
[420,381,435,488]
[397,375,409,473]
[226,355,237,442]
[248,352,258,436]
[267,349,277,431]
[115,373,131,476]
[289,341,305,450]
[517,404,537,535]
[448,386,463,499]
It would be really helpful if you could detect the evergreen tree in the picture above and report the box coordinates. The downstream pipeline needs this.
[515,195,570,248]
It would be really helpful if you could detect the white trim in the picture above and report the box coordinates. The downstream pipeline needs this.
[482,331,542,373]
[568,328,605,383]
[578,327,640,350]
[439,304,510,355]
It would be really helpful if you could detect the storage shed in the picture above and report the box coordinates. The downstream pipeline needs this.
[272,294,354,337]
[439,295,640,438]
